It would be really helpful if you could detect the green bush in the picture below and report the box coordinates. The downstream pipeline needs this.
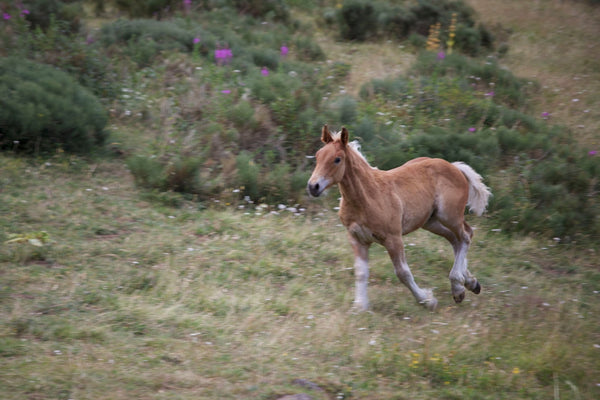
[113,0,180,18]
[378,4,415,37]
[338,0,378,41]
[336,96,358,125]
[236,151,261,200]
[24,0,84,33]
[410,52,531,107]
[496,152,600,240]
[100,19,194,66]
[127,155,204,195]
[127,156,166,190]
[0,57,108,154]
[231,0,290,22]
[293,36,326,61]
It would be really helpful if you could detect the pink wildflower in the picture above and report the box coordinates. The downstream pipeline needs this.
[3,13,11,20]
[261,67,269,76]
[468,127,476,132]
[437,51,445,60]
[193,37,200,44]
[589,150,597,156]
[280,45,289,57]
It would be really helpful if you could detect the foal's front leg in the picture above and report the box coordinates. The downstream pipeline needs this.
[349,235,370,311]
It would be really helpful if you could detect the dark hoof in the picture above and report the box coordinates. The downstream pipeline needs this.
[453,290,465,304]
[472,281,481,295]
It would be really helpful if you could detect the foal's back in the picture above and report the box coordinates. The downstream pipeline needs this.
[382,158,470,234]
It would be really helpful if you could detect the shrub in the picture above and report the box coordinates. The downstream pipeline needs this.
[113,0,180,18]
[0,57,108,154]
[495,152,600,240]
[127,156,166,190]
[410,52,530,107]
[100,19,193,66]
[293,36,326,61]
[235,151,261,200]
[127,155,204,194]
[24,0,84,33]
[231,0,290,22]
[335,96,358,125]
[378,4,415,38]
[250,47,279,70]
[338,0,378,41]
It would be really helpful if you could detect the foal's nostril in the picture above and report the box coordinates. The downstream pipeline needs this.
[308,182,321,197]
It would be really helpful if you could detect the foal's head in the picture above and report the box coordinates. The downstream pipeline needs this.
[307,125,350,197]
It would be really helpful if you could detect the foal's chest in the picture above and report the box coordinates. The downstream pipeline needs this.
[346,222,385,245]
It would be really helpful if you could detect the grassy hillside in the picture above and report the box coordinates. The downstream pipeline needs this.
[1,0,599,399]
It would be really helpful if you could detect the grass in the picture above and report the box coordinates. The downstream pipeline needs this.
[466,0,600,148]
[1,154,599,399]
[1,0,599,399]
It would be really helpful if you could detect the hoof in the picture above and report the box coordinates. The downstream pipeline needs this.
[424,297,438,311]
[420,289,438,311]
[453,290,466,304]
[353,302,370,312]
[472,281,481,295]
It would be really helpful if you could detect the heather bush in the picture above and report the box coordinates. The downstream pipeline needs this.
[337,0,378,41]
[112,0,180,18]
[100,19,193,66]
[0,57,108,154]
[231,0,290,22]
[23,0,84,33]
[127,155,204,195]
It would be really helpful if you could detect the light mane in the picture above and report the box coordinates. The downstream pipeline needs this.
[330,131,373,167]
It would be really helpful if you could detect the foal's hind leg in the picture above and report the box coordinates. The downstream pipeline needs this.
[386,237,438,311]
[424,219,481,303]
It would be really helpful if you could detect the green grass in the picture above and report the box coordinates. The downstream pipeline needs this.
[1,155,598,399]
[1,0,599,398]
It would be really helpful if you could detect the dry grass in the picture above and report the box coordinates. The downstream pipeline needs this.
[315,36,415,96]
[1,155,599,399]
[466,0,600,147]
[1,2,600,399]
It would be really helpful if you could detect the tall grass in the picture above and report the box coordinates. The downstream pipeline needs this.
[0,156,598,399]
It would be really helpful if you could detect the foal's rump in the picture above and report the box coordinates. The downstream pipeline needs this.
[393,158,490,225]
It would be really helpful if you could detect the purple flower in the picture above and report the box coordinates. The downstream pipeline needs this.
[261,67,269,76]
[3,13,11,20]
[437,51,445,60]
[193,37,200,44]
[220,89,231,94]
[485,91,495,97]
[541,111,550,119]
[280,45,289,57]
[468,127,476,132]
[589,150,597,156]
[21,9,30,16]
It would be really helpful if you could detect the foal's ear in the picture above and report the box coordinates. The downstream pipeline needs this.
[321,124,333,143]
[340,126,349,146]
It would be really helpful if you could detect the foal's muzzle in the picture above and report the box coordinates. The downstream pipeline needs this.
[307,182,322,197]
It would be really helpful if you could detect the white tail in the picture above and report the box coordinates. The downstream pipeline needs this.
[452,162,492,216]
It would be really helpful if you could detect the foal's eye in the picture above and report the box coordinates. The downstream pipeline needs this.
[334,157,341,164]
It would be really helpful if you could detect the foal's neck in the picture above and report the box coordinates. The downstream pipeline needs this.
[339,148,379,209]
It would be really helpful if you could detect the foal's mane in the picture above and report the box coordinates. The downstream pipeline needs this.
[330,130,372,167]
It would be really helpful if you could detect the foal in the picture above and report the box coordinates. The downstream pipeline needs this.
[307,125,491,311]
